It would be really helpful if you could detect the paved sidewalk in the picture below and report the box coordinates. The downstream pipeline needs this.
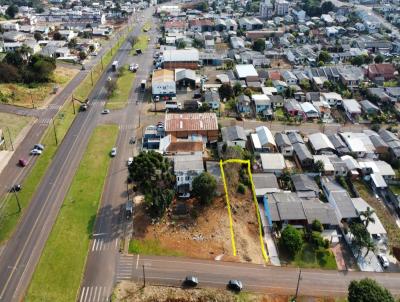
[259,203,281,266]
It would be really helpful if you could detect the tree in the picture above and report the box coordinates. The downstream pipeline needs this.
[360,206,375,227]
[300,79,311,91]
[105,78,117,97]
[33,32,43,42]
[53,31,63,41]
[218,83,234,101]
[5,51,23,67]
[78,51,87,61]
[0,62,21,83]
[127,35,137,49]
[311,219,323,232]
[252,39,265,52]
[68,38,77,49]
[192,172,217,205]
[321,1,334,14]
[265,79,273,87]
[233,82,243,96]
[349,222,374,258]
[280,225,303,258]
[351,55,365,66]
[5,4,18,19]
[374,54,384,64]
[313,160,325,173]
[348,278,395,302]
[89,45,95,52]
[176,40,186,49]
[318,50,332,63]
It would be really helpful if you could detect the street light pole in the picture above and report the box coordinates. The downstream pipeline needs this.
[12,189,21,212]
[142,265,146,287]
[51,118,58,146]
[72,95,76,114]
[6,127,14,151]
[30,92,35,109]
[292,269,302,302]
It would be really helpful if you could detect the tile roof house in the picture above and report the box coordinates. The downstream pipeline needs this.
[174,154,204,192]
[321,177,358,221]
[308,132,336,154]
[267,192,339,228]
[165,113,218,142]
[367,64,397,82]
[221,126,247,148]
[275,132,293,156]
[291,174,319,199]
[252,173,281,197]
[260,153,286,175]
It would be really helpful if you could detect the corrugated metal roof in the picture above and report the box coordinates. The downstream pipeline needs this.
[163,48,199,62]
[165,113,218,132]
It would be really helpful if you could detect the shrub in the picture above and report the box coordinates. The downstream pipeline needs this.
[311,219,323,232]
[237,183,246,194]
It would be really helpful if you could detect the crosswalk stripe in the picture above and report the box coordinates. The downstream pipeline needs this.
[96,286,102,302]
[99,241,103,251]
[93,287,98,302]
[80,287,87,302]
[84,286,89,302]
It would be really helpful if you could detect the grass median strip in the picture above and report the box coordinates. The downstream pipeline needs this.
[106,65,136,110]
[26,125,118,302]
[130,34,149,55]
[0,30,130,244]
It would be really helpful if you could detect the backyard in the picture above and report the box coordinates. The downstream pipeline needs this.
[354,181,400,249]
[26,125,118,302]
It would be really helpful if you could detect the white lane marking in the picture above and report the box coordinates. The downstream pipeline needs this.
[136,255,139,269]
[99,240,103,251]
[79,287,87,302]
[91,239,97,252]
[115,238,118,249]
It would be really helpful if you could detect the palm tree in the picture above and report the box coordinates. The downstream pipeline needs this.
[363,239,376,258]
[360,207,375,227]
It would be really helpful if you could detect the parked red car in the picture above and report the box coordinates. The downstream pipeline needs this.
[19,158,27,167]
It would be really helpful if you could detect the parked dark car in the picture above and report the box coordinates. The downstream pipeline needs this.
[227,280,243,292]
[183,276,198,287]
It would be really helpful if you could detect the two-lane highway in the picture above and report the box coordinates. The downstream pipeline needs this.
[0,12,144,302]
[117,254,400,297]
[78,10,158,302]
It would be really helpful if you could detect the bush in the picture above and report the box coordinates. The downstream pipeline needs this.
[280,225,303,258]
[311,219,323,232]
[310,231,325,249]
[237,183,246,194]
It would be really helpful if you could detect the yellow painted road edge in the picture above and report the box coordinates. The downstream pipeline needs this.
[220,159,269,263]
[220,160,237,256]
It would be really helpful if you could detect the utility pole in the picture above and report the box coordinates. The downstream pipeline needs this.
[142,265,146,287]
[6,127,14,151]
[12,189,21,212]
[30,92,35,109]
[51,118,58,146]
[292,269,302,302]
[101,56,104,70]
[71,95,76,114]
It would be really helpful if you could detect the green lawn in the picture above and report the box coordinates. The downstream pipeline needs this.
[74,33,128,101]
[106,65,136,110]
[26,125,118,302]
[0,112,33,150]
[130,34,149,55]
[0,102,76,244]
[293,243,337,270]
[389,185,400,195]
[129,239,183,257]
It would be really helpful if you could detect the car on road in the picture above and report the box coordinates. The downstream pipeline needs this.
[10,184,22,192]
[79,104,88,112]
[19,158,28,167]
[34,144,44,151]
[30,149,42,155]
[227,280,243,292]
[377,254,389,269]
[183,276,198,287]
[110,147,117,157]
[125,200,133,219]
[127,157,133,166]
[129,63,139,72]
[129,137,136,144]
[91,52,98,56]
[101,109,110,114]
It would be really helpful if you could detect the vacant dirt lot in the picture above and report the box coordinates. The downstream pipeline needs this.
[133,193,235,261]
[113,281,340,302]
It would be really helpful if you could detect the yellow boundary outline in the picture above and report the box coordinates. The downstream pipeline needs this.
[220,159,269,263]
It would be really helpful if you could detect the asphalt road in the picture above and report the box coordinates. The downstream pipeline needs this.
[116,254,400,297]
[0,13,140,302]
[78,10,158,302]
[0,23,130,202]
